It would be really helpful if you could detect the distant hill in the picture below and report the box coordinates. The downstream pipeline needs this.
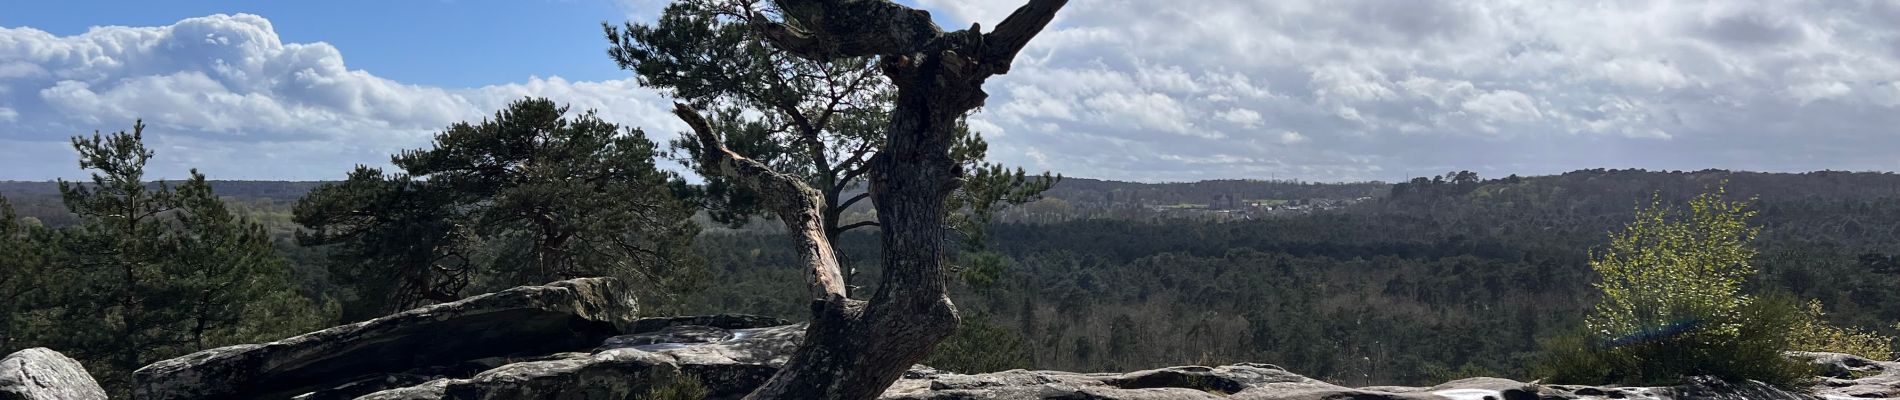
[0,180,330,226]
[1042,177,1389,207]
[0,180,329,201]
[1386,169,1900,207]
[9,170,1900,227]
[2,178,1392,224]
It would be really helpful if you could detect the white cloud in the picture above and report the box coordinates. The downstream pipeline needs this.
[0,14,677,180]
[1278,131,1308,144]
[1215,108,1263,128]
[957,0,1900,181]
[1461,90,1544,123]
[10,2,1900,183]
[1081,92,1203,138]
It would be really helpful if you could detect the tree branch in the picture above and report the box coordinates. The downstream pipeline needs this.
[836,220,880,233]
[836,147,875,187]
[673,102,847,301]
[838,192,872,211]
[753,0,944,59]
[980,0,1068,74]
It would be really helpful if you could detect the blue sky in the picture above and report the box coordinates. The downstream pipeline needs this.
[3,0,1900,182]
[0,0,630,87]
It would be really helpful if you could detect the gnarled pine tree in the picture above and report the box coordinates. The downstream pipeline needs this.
[605,0,1058,294]
[646,1,1068,398]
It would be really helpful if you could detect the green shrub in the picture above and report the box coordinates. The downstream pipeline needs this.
[643,372,711,400]
[922,314,1032,373]
[1535,187,1813,388]
[1789,300,1895,360]
[1533,293,1814,388]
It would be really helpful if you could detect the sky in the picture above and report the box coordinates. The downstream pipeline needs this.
[3,0,1900,183]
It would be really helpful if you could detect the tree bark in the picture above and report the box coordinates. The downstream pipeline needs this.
[677,1,1066,398]
[673,104,848,302]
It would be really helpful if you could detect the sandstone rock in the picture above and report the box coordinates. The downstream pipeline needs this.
[131,295,1900,400]
[597,325,732,351]
[355,323,802,400]
[1791,351,1900,399]
[626,314,791,333]
[1542,376,1826,400]
[348,319,1900,400]
[292,373,437,400]
[883,364,1861,400]
[133,278,640,400]
[882,363,1454,400]
[0,348,106,400]
[1651,376,1814,400]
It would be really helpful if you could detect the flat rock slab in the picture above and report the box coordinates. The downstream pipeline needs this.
[133,278,640,400]
[348,321,1878,400]
[886,368,1818,400]
[356,324,803,400]
[1794,351,1900,399]
[0,348,107,400]
[626,314,790,333]
[884,364,1464,400]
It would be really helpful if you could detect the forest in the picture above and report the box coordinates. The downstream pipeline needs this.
[7,167,1900,389]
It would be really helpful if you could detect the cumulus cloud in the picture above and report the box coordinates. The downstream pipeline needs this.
[925,0,1900,181]
[0,14,676,180]
[1215,108,1263,128]
[10,2,1900,183]
[1278,131,1308,145]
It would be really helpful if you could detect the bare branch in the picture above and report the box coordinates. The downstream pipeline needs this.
[836,220,880,233]
[838,192,872,211]
[980,0,1068,74]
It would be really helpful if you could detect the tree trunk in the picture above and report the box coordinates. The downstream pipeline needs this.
[674,1,1067,398]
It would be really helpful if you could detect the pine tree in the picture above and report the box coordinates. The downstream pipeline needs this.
[295,167,472,318]
[0,195,46,354]
[297,98,703,318]
[16,121,329,395]
[606,2,1058,293]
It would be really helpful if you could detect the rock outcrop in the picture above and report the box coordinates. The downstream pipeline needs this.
[1795,351,1900,399]
[133,278,641,400]
[884,363,1466,399]
[344,319,1892,400]
[0,348,107,400]
[354,323,800,400]
[887,366,1838,399]
[90,277,1898,400]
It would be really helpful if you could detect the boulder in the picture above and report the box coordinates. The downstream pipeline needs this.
[882,363,1501,400]
[597,325,733,351]
[886,368,1820,400]
[0,348,107,400]
[626,314,790,333]
[1651,376,1815,400]
[1792,351,1900,399]
[133,278,640,400]
[356,323,802,400]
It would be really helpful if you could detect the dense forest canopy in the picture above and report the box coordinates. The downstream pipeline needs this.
[7,168,1898,386]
